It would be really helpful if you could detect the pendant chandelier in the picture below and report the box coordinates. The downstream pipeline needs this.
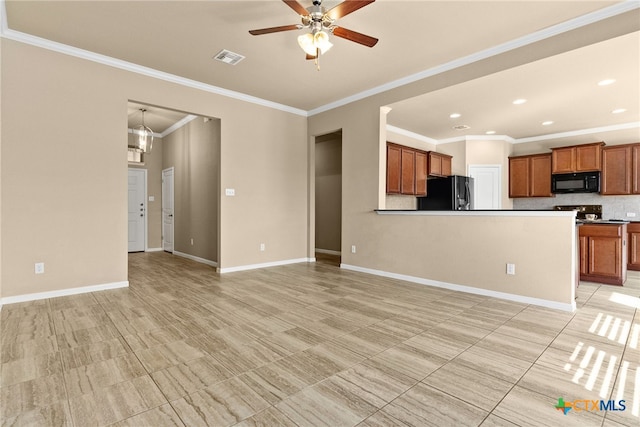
[131,108,154,153]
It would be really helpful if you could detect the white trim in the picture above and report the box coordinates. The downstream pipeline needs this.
[0,281,129,306]
[375,210,576,218]
[173,251,218,268]
[160,115,199,138]
[315,248,341,256]
[308,1,639,116]
[437,134,515,145]
[512,121,640,144]
[386,125,438,145]
[1,1,635,120]
[146,247,164,252]
[0,28,307,117]
[219,258,312,274]
[340,264,576,312]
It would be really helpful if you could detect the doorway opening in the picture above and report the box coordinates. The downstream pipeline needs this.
[314,131,342,266]
[126,101,221,270]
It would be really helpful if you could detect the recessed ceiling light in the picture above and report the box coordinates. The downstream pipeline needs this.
[542,121,554,126]
[513,99,527,105]
[485,130,496,135]
[449,113,461,119]
[598,79,616,86]
[611,108,626,114]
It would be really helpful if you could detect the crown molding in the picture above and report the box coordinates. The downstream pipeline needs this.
[308,1,640,117]
[386,125,438,144]
[0,1,307,118]
[512,121,640,144]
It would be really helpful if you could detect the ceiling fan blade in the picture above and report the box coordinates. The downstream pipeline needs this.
[249,24,300,35]
[283,0,309,16]
[332,26,378,47]
[326,0,375,20]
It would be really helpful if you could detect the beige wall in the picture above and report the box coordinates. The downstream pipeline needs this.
[163,116,220,262]
[128,135,163,249]
[315,134,342,253]
[0,39,307,298]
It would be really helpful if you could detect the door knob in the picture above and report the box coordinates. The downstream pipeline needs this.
[140,214,143,217]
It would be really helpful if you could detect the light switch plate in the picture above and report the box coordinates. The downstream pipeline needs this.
[225,188,235,196]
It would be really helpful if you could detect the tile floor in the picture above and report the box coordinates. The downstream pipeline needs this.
[1,252,638,426]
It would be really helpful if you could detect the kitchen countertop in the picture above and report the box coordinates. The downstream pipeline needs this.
[576,219,630,225]
[374,209,576,217]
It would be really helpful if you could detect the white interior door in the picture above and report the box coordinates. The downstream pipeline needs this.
[128,168,146,252]
[162,167,175,253]
[468,165,501,209]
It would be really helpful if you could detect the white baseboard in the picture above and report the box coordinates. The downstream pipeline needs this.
[315,248,341,256]
[340,264,576,312]
[0,281,129,306]
[173,251,218,268]
[146,247,164,252]
[219,258,312,274]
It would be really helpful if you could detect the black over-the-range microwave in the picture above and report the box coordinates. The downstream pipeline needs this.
[551,171,601,194]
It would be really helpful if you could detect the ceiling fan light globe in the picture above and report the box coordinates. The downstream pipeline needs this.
[314,31,332,54]
[298,33,317,56]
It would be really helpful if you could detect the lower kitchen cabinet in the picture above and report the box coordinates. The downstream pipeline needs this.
[579,223,627,285]
[628,222,640,271]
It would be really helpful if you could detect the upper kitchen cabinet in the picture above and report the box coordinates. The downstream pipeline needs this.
[386,142,427,196]
[428,152,452,177]
[509,153,553,198]
[601,143,640,195]
[551,142,604,173]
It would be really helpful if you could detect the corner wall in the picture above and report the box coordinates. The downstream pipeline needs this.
[0,38,307,300]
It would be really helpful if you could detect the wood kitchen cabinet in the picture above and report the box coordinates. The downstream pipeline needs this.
[579,223,627,285]
[386,142,427,196]
[628,222,640,271]
[509,153,552,198]
[601,143,640,195]
[551,142,604,173]
[427,152,452,177]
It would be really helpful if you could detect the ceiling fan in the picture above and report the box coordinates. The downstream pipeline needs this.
[249,0,378,68]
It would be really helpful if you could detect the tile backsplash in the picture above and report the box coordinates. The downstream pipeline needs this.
[513,193,640,219]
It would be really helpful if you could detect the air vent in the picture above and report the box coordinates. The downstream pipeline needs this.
[453,124,470,130]
[213,49,245,65]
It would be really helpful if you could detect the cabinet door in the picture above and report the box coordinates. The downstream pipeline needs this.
[602,145,631,195]
[576,144,602,171]
[629,223,640,271]
[552,147,575,173]
[401,148,416,195]
[529,154,552,197]
[633,145,640,194]
[386,144,401,194]
[579,236,588,275]
[509,157,530,197]
[429,152,442,176]
[441,155,452,176]
[415,151,428,196]
[588,236,621,279]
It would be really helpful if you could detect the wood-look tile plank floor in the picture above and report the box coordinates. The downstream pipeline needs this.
[1,251,639,426]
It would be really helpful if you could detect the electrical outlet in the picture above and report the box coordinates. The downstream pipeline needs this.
[190,238,194,245]
[35,262,45,274]
[351,245,356,254]
[506,263,516,275]
[627,212,637,217]
[225,188,235,196]
[260,243,265,251]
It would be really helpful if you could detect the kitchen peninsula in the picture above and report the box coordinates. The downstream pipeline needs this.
[358,210,578,311]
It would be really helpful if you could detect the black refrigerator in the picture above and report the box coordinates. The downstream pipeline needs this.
[417,175,474,210]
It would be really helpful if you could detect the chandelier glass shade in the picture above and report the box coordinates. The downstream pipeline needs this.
[131,109,154,154]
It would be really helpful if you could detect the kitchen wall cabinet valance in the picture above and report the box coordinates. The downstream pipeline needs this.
[551,142,604,174]
[601,143,640,195]
[508,153,553,198]
[386,142,428,196]
[427,152,452,178]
